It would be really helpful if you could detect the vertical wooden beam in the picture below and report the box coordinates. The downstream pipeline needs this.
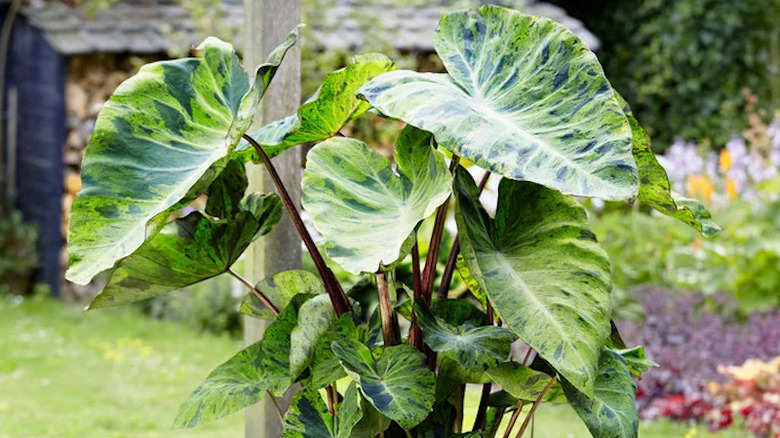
[242,1,301,437]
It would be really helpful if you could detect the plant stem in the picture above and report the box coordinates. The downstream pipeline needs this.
[436,170,491,299]
[244,134,351,316]
[515,375,557,438]
[453,383,465,433]
[375,271,399,346]
[267,390,284,423]
[227,268,279,316]
[473,300,495,430]
[420,196,450,301]
[521,346,535,366]
[409,243,424,351]
[326,383,337,415]
[503,400,525,438]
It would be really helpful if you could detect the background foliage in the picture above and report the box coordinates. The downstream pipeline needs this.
[556,0,780,148]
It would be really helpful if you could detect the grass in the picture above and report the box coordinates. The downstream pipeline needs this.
[0,295,747,438]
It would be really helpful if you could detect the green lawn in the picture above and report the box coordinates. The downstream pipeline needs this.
[0,295,745,437]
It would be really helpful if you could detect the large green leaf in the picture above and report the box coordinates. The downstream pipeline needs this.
[358,5,638,201]
[617,92,721,236]
[89,193,282,309]
[415,299,515,371]
[282,384,363,438]
[237,53,395,161]
[174,294,311,428]
[454,167,612,397]
[302,126,452,274]
[67,30,298,284]
[396,298,486,327]
[485,362,565,403]
[174,339,267,429]
[204,158,248,219]
[331,339,435,429]
[240,269,324,320]
[562,349,639,438]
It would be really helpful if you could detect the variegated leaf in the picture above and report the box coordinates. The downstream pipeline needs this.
[332,339,435,429]
[174,294,312,428]
[415,299,515,371]
[67,30,298,284]
[240,269,324,320]
[89,193,281,309]
[616,91,721,236]
[237,53,395,161]
[302,126,451,274]
[359,5,638,200]
[562,348,639,438]
[454,167,612,397]
[485,362,565,403]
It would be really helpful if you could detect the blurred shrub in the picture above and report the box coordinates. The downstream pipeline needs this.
[562,0,779,147]
[136,275,243,337]
[0,210,38,295]
[618,290,780,423]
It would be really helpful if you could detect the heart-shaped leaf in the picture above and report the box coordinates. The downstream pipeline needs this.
[562,348,639,438]
[454,167,612,397]
[89,193,282,309]
[241,269,325,320]
[302,126,451,274]
[290,294,347,376]
[282,383,363,438]
[617,92,721,236]
[67,30,298,285]
[331,339,435,429]
[415,299,515,371]
[359,5,638,201]
[174,294,312,428]
[237,53,395,161]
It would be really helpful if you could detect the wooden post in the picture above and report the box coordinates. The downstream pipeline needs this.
[242,1,301,437]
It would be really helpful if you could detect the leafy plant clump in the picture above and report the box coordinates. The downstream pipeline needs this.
[67,6,719,437]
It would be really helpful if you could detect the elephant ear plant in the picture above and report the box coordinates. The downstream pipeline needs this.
[68,6,719,438]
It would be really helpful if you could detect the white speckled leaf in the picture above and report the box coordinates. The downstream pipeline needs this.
[331,339,435,429]
[282,384,363,438]
[454,167,612,397]
[359,5,638,200]
[302,126,452,274]
[67,31,298,285]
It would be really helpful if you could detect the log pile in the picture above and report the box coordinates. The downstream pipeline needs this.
[61,53,158,299]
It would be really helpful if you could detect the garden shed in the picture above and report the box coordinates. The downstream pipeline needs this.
[1,0,596,298]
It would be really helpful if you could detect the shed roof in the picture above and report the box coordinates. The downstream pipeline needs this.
[20,0,599,55]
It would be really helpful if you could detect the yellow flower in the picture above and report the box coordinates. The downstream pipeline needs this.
[725,178,738,200]
[719,149,732,173]
[686,175,714,202]
[684,427,698,438]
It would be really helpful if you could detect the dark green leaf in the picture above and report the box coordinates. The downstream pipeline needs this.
[485,362,565,403]
[359,6,638,200]
[205,158,248,219]
[282,383,363,438]
[454,167,612,397]
[67,31,297,284]
[562,349,639,438]
[332,339,435,429]
[302,126,451,274]
[415,299,515,371]
[396,298,486,327]
[291,295,359,377]
[89,193,282,309]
